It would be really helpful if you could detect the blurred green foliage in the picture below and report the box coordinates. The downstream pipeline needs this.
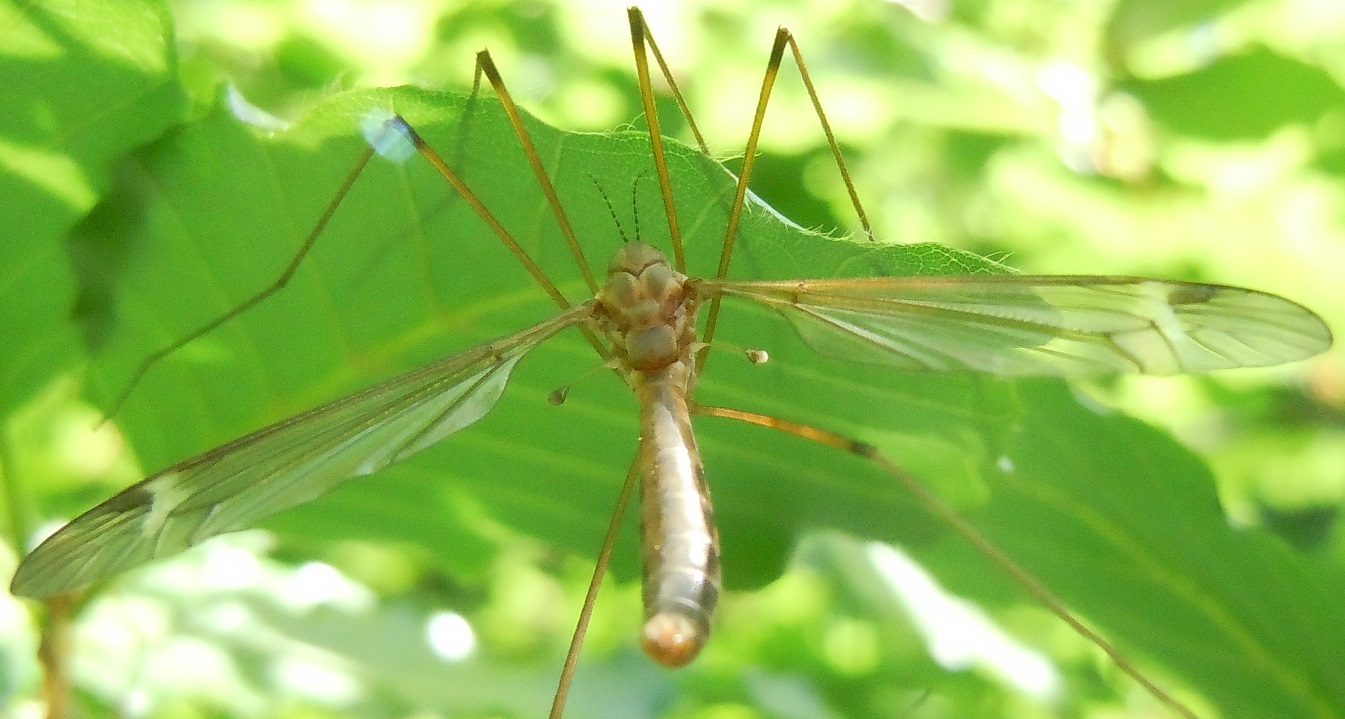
[2,0,1344,718]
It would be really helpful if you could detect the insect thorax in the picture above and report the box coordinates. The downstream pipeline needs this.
[596,242,700,374]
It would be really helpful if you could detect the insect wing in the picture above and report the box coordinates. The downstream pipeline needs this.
[706,275,1331,375]
[11,304,594,598]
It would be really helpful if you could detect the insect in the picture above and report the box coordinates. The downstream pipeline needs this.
[11,8,1332,719]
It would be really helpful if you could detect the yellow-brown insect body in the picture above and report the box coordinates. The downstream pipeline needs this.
[597,242,698,372]
[596,242,721,667]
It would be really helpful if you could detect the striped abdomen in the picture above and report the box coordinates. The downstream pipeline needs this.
[634,362,721,667]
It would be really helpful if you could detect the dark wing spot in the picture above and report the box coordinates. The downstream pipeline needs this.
[103,485,154,514]
[1167,284,1219,306]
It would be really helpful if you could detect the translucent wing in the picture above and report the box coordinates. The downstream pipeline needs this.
[11,303,595,598]
[703,275,1331,375]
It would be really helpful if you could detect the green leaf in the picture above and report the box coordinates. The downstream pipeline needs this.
[0,0,186,416]
[923,380,1345,718]
[43,83,1342,718]
[1104,0,1250,57]
[1119,49,1345,140]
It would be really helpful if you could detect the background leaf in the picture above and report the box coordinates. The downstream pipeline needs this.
[0,0,184,417]
[1118,49,1345,140]
[2,1,1342,718]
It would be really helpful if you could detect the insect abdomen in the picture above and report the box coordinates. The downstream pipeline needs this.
[635,363,721,667]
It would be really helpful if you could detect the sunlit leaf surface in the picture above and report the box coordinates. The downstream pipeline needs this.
[2,0,1342,717]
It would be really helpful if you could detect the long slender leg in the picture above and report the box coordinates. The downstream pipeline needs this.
[626,8,875,377]
[385,117,575,312]
[778,31,874,242]
[624,10,709,154]
[471,52,599,295]
[626,10,869,245]
[455,58,620,362]
[104,143,379,417]
[628,8,687,273]
[106,107,613,416]
[326,116,614,365]
[693,28,785,368]
[693,403,1201,719]
[549,456,642,719]
[626,7,769,367]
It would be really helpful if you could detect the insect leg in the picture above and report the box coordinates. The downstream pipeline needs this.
[471,51,600,295]
[549,456,642,719]
[693,403,1201,719]
[104,141,381,418]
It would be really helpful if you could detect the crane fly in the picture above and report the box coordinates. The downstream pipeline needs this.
[10,8,1332,719]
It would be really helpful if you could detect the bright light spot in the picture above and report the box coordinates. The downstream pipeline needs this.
[426,611,477,662]
[284,562,375,612]
[822,617,881,674]
[11,700,45,719]
[1058,108,1097,145]
[50,404,123,478]
[362,109,417,163]
[885,0,950,23]
[11,700,50,719]
[299,0,434,81]
[1037,62,1095,107]
[997,455,1015,473]
[1038,62,1100,165]
[554,78,626,130]
[867,542,1061,700]
[196,2,286,51]
[227,85,289,131]
[198,600,253,634]
[120,688,151,717]
[273,654,363,705]
[81,595,173,647]
[203,542,263,589]
[0,139,95,210]
[23,519,66,551]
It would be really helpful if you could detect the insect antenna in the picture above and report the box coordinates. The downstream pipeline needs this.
[629,169,646,244]
[588,174,635,244]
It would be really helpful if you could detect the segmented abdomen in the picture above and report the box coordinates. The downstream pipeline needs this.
[634,363,721,667]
